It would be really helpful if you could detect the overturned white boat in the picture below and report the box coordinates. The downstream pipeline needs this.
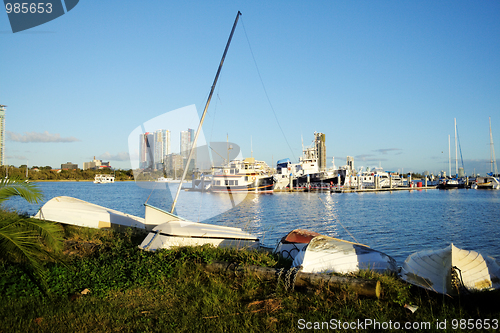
[138,204,259,251]
[33,196,153,230]
[292,235,397,274]
[273,229,321,260]
[399,243,500,295]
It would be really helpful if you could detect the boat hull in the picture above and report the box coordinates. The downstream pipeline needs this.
[139,204,260,251]
[400,243,500,295]
[139,221,260,251]
[33,196,151,230]
[273,229,322,260]
[292,235,397,274]
[210,176,275,193]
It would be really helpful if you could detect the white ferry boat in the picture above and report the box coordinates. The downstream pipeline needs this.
[211,157,275,193]
[94,174,115,184]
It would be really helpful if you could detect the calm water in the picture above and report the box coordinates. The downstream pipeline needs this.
[4,181,500,264]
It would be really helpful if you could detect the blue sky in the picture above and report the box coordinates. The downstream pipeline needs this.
[1,1,499,176]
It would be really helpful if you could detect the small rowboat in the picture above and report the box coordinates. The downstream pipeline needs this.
[138,204,259,251]
[399,243,500,295]
[292,235,397,274]
[273,229,322,260]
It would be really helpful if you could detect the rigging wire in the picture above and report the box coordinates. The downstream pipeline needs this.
[240,18,297,162]
[316,195,359,244]
[456,125,465,172]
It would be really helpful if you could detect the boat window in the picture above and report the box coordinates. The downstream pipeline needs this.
[229,180,234,185]
[245,176,248,181]
[235,180,238,185]
[216,180,220,185]
[225,180,229,186]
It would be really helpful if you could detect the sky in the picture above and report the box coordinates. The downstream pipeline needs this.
[1,1,500,176]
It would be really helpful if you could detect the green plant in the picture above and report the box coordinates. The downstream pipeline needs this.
[0,178,64,288]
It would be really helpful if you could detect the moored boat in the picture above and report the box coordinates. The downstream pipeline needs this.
[399,243,500,295]
[94,174,115,184]
[292,235,398,274]
[473,176,500,190]
[211,157,275,193]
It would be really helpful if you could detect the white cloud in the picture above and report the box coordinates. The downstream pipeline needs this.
[97,152,130,161]
[7,131,80,143]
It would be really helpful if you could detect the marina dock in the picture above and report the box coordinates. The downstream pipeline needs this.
[274,185,438,193]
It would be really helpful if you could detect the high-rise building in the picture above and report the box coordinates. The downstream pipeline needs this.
[0,105,6,166]
[139,132,154,169]
[154,129,171,167]
[180,128,194,158]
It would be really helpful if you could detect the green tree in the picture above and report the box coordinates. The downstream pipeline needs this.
[0,177,64,288]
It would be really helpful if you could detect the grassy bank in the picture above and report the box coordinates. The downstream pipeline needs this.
[1,224,499,332]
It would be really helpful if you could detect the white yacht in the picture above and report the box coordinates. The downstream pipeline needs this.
[211,157,275,193]
[94,174,115,184]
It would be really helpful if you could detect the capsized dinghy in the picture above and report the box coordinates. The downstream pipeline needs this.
[292,235,397,274]
[138,204,259,251]
[33,196,153,230]
[273,229,322,260]
[399,243,500,295]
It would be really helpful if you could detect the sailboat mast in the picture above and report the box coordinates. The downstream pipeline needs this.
[448,135,451,177]
[170,11,242,214]
[454,118,458,176]
[490,116,498,175]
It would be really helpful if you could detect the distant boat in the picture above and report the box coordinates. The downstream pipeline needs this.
[399,243,500,295]
[473,176,500,190]
[473,117,499,190]
[439,118,466,189]
[94,174,115,184]
[292,235,397,274]
[437,177,465,189]
[210,158,275,193]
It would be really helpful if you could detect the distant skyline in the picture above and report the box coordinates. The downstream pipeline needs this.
[2,1,499,176]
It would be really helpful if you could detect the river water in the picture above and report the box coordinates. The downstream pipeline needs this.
[3,181,499,265]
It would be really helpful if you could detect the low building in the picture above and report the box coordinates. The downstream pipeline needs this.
[83,156,111,170]
[61,162,78,170]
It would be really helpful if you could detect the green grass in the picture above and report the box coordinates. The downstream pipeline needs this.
[1,224,499,332]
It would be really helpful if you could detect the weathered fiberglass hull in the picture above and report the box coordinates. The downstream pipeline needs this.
[138,204,260,251]
[399,243,500,295]
[292,235,397,274]
[273,229,322,260]
[32,196,152,230]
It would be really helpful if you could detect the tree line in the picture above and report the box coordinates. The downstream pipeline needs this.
[1,166,134,181]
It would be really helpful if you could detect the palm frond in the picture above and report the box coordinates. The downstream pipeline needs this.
[0,222,46,275]
[0,177,43,204]
[22,218,64,253]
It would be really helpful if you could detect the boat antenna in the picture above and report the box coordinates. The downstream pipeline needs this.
[251,135,253,158]
[170,11,242,214]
